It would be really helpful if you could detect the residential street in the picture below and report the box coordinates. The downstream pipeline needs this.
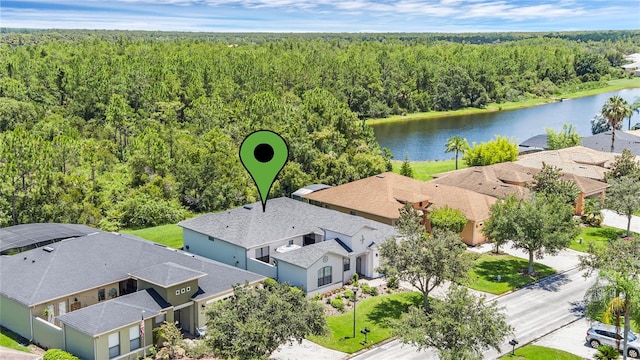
[350,267,596,360]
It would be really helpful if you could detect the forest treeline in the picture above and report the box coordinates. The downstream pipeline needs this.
[0,30,638,229]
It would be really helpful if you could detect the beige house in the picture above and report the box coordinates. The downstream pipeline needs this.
[303,172,496,246]
[515,146,618,181]
[433,162,608,215]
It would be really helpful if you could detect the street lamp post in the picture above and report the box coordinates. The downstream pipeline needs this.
[141,310,146,359]
[352,286,358,339]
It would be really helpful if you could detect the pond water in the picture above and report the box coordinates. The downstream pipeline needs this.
[371,88,640,161]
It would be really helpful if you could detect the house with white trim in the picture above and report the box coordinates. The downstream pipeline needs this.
[178,197,398,296]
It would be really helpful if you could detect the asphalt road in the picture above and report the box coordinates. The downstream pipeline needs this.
[350,267,596,360]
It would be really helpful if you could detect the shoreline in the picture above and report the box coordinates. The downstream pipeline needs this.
[367,78,640,126]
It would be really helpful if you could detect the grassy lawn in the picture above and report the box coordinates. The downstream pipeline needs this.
[0,326,31,353]
[308,292,422,353]
[466,254,557,295]
[391,159,467,181]
[499,345,581,359]
[570,225,630,253]
[121,224,183,249]
[367,78,639,126]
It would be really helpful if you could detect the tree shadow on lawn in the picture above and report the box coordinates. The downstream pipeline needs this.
[473,258,554,290]
[589,227,626,241]
[366,296,422,326]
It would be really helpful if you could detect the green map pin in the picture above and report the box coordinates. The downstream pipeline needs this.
[239,130,289,212]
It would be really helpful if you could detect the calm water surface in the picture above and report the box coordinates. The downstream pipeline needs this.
[372,88,640,161]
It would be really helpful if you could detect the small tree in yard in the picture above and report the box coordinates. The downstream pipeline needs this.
[428,206,467,234]
[445,136,470,170]
[378,203,473,312]
[154,321,185,359]
[581,238,640,360]
[483,194,579,274]
[390,284,512,360]
[605,175,640,237]
[400,152,413,178]
[546,123,581,150]
[605,149,640,182]
[463,135,518,167]
[529,162,579,205]
[205,279,326,360]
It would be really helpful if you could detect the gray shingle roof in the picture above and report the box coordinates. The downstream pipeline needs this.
[272,239,351,269]
[519,134,549,150]
[129,262,206,288]
[0,233,264,306]
[0,223,98,254]
[178,197,396,249]
[56,289,169,337]
[581,131,640,155]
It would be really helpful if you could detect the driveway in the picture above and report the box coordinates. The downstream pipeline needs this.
[602,209,640,234]
[532,317,598,359]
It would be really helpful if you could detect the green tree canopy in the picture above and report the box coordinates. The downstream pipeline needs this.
[546,123,581,150]
[428,206,467,234]
[378,203,473,311]
[463,135,518,167]
[605,148,640,182]
[390,284,512,360]
[483,194,579,274]
[529,162,579,204]
[605,175,640,237]
[205,280,327,360]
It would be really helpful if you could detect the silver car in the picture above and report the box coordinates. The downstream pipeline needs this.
[586,323,640,358]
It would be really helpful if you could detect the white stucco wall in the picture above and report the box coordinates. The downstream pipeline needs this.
[305,253,344,294]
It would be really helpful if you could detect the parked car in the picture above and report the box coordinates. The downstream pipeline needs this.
[586,323,640,358]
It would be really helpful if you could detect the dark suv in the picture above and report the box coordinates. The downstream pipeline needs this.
[586,323,640,358]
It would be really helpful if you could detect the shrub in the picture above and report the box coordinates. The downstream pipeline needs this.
[186,341,210,359]
[386,276,399,289]
[361,283,378,296]
[343,289,355,301]
[43,349,80,360]
[330,298,345,312]
[312,293,322,301]
[352,273,359,285]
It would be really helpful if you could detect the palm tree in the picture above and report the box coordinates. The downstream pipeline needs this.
[445,136,470,170]
[630,97,640,130]
[601,96,631,152]
[595,345,620,360]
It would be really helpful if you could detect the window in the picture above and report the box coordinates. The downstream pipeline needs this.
[317,266,332,287]
[155,314,165,326]
[303,234,315,246]
[350,211,356,216]
[343,258,350,271]
[129,326,140,350]
[288,239,294,246]
[108,332,120,358]
[98,289,106,301]
[255,246,269,263]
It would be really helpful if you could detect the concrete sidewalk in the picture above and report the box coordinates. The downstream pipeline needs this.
[0,347,41,360]
[601,209,640,234]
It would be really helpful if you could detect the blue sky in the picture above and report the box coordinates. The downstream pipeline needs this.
[2,0,639,32]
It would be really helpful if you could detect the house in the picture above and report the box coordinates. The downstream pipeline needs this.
[0,229,264,360]
[580,131,640,156]
[178,197,397,296]
[622,54,640,76]
[291,184,332,201]
[419,182,496,246]
[432,162,608,215]
[519,134,549,154]
[302,172,433,226]
[515,146,618,181]
[301,172,496,246]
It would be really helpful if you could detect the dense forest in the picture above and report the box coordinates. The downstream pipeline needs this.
[0,30,638,229]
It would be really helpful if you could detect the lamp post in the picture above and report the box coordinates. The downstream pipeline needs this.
[141,310,146,359]
[352,285,358,339]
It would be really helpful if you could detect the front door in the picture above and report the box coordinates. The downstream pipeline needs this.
[356,256,362,275]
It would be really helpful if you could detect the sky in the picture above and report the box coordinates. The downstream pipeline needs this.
[1,0,639,33]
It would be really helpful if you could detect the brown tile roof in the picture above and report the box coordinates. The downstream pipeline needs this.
[421,183,496,221]
[303,172,431,219]
[432,164,533,200]
[302,172,495,222]
[515,146,617,180]
[560,173,609,195]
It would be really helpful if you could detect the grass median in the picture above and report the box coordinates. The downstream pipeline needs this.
[499,345,581,359]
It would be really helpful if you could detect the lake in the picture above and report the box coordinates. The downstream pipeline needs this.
[371,88,640,161]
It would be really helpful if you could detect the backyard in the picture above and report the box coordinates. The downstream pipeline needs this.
[0,326,31,353]
[391,159,466,181]
[122,223,183,249]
